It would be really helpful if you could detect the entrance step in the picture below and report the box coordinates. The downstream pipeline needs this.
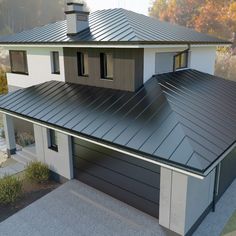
[12,149,37,167]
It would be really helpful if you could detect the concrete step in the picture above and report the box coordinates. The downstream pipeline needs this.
[12,150,37,166]
[21,146,36,158]
[11,154,29,167]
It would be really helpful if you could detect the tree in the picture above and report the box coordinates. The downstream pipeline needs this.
[149,0,236,44]
[0,0,65,35]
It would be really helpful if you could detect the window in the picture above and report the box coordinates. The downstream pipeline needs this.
[174,50,188,71]
[48,129,58,152]
[77,52,89,76]
[100,53,113,80]
[9,50,28,74]
[51,51,60,74]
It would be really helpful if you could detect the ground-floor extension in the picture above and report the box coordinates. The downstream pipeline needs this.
[2,114,236,236]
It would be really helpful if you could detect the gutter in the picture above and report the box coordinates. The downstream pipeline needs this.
[0,109,205,180]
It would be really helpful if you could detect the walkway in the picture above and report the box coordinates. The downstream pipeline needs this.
[194,179,236,236]
[0,159,25,178]
[0,180,167,236]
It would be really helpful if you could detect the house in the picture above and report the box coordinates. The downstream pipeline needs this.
[0,2,235,236]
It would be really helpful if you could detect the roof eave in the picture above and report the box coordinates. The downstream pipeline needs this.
[0,40,231,48]
[0,107,206,179]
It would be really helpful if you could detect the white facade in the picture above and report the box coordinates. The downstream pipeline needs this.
[143,46,217,83]
[189,46,217,75]
[159,167,215,235]
[7,47,65,88]
[33,124,73,180]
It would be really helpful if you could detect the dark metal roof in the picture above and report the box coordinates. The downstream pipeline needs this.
[0,69,235,175]
[0,8,230,45]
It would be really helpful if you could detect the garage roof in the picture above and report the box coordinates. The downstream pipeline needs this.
[0,69,235,176]
[0,8,229,45]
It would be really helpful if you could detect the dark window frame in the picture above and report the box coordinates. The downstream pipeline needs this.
[100,52,113,80]
[51,51,60,74]
[173,50,189,71]
[77,52,89,77]
[9,50,28,75]
[48,129,58,152]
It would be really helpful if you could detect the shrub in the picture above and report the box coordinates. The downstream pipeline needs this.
[0,175,22,204]
[25,161,50,183]
[0,128,5,138]
[16,132,35,147]
[0,68,8,95]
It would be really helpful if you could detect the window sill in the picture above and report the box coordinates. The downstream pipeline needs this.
[52,72,60,75]
[100,77,113,81]
[10,71,29,75]
[48,146,58,152]
[78,75,89,78]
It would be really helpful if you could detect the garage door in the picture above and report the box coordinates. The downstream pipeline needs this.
[72,138,160,218]
[218,147,236,199]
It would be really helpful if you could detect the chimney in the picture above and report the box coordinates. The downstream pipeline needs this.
[65,1,90,35]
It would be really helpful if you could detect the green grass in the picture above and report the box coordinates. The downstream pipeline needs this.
[221,210,236,235]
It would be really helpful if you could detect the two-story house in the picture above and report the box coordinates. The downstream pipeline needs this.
[0,2,235,235]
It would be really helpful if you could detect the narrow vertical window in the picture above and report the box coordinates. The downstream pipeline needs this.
[173,50,188,71]
[100,53,113,80]
[48,129,58,152]
[51,51,60,74]
[77,52,89,76]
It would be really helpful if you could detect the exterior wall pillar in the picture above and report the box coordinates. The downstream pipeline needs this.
[159,167,215,235]
[3,114,16,157]
[33,124,73,180]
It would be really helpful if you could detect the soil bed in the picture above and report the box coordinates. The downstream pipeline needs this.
[0,177,60,223]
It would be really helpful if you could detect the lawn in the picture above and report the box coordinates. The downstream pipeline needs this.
[221,210,236,236]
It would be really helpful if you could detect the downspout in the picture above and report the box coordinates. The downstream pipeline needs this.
[212,164,220,212]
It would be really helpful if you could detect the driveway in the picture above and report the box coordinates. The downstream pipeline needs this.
[0,180,167,236]
[194,178,236,236]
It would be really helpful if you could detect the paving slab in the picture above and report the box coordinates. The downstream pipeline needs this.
[0,180,166,236]
[194,179,236,236]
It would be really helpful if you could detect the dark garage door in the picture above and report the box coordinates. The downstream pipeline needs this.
[72,138,160,218]
[218,147,236,199]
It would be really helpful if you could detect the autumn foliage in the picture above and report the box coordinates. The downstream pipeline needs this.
[149,0,236,43]
[0,67,8,95]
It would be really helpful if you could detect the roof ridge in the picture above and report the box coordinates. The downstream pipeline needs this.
[120,8,141,41]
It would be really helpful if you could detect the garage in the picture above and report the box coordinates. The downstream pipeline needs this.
[217,147,236,199]
[72,138,160,218]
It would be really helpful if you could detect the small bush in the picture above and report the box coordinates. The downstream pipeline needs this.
[25,161,50,183]
[16,132,35,147]
[0,175,22,204]
[0,128,5,138]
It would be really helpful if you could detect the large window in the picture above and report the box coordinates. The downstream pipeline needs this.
[174,50,188,71]
[9,50,28,74]
[77,52,89,76]
[51,51,60,74]
[100,53,113,80]
[48,129,58,152]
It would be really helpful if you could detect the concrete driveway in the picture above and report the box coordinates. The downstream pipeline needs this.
[0,180,167,236]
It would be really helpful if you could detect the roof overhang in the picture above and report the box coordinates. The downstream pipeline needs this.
[0,42,231,49]
[0,108,206,180]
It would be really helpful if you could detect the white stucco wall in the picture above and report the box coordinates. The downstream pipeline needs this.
[189,46,217,75]
[143,46,217,83]
[33,124,73,179]
[6,47,65,88]
[159,167,215,235]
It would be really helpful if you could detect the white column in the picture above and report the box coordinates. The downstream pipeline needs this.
[3,114,16,157]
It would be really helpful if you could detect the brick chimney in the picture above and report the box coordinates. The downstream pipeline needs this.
[65,1,90,35]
